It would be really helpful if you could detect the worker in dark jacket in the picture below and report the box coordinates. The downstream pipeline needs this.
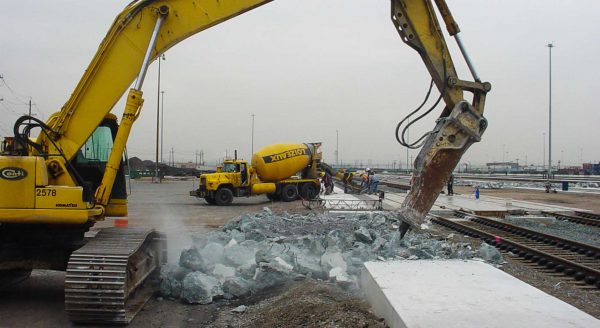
[447,173,454,196]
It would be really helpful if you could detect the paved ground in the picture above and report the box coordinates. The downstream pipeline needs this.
[1,180,386,327]
[2,179,599,327]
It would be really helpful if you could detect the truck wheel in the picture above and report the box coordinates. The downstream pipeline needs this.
[215,188,233,206]
[300,183,318,199]
[280,184,298,202]
[204,197,216,205]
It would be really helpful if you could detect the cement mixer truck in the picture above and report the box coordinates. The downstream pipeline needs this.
[190,143,322,205]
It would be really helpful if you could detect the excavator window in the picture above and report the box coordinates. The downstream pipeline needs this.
[77,126,113,163]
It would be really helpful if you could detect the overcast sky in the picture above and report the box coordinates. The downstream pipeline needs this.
[1,0,599,168]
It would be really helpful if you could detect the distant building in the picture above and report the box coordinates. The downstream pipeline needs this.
[583,162,600,175]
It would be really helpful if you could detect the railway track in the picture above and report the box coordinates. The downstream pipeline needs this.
[431,211,600,290]
[544,211,600,227]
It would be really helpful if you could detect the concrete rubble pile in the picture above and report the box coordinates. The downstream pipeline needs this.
[161,208,477,304]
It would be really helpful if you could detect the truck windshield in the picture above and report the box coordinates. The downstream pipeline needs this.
[223,163,238,172]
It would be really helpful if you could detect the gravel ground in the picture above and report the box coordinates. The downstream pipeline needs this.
[456,186,600,213]
[3,180,599,327]
[212,280,386,328]
[505,216,600,247]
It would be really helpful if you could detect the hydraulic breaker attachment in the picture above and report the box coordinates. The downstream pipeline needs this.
[397,100,487,237]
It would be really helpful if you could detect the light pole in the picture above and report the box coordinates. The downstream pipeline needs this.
[406,117,410,172]
[161,90,165,164]
[542,132,545,169]
[155,54,165,183]
[547,42,554,179]
[251,114,255,155]
[335,130,339,167]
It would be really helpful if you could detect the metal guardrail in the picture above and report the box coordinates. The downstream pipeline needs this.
[303,192,385,211]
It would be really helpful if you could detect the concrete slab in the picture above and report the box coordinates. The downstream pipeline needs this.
[360,260,599,328]
[379,192,587,214]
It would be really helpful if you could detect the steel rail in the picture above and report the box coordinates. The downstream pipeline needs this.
[543,211,600,227]
[454,211,600,258]
[430,214,600,288]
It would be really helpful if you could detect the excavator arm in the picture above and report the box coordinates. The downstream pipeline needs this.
[16,0,275,216]
[390,0,491,235]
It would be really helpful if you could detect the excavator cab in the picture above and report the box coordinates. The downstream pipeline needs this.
[71,116,128,217]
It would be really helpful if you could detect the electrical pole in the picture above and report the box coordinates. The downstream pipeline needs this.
[27,98,32,137]
[542,132,545,170]
[155,54,165,183]
[195,150,198,169]
[161,90,165,164]
[406,117,410,172]
[547,42,554,179]
[251,114,255,155]
[335,130,339,167]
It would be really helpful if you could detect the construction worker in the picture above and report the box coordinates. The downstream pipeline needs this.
[368,170,379,194]
[342,170,354,193]
[319,172,326,194]
[361,168,370,193]
[324,170,333,195]
[447,173,454,196]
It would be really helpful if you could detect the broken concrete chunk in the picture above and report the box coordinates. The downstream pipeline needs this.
[200,242,225,267]
[255,243,287,264]
[223,277,252,298]
[179,246,209,272]
[223,244,258,268]
[354,226,373,244]
[329,267,353,288]
[325,229,344,248]
[239,214,258,233]
[225,238,238,248]
[479,242,503,263]
[309,239,326,256]
[231,305,248,313]
[212,263,236,281]
[269,257,294,273]
[160,265,185,298]
[371,213,387,226]
[181,271,223,304]
[160,276,182,298]
[262,207,273,215]
[207,231,233,245]
[294,252,324,278]
[320,246,347,272]
[253,269,290,290]
[229,229,246,243]
[236,262,258,280]
[371,237,387,252]
[328,266,346,280]
[245,229,266,242]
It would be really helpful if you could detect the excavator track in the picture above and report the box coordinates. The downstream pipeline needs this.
[64,227,166,324]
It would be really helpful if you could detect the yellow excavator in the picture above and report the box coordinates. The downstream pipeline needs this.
[0,0,489,324]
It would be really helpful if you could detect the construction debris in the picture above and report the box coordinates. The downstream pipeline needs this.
[161,208,479,304]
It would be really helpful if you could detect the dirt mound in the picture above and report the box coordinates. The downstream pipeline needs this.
[212,280,386,328]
